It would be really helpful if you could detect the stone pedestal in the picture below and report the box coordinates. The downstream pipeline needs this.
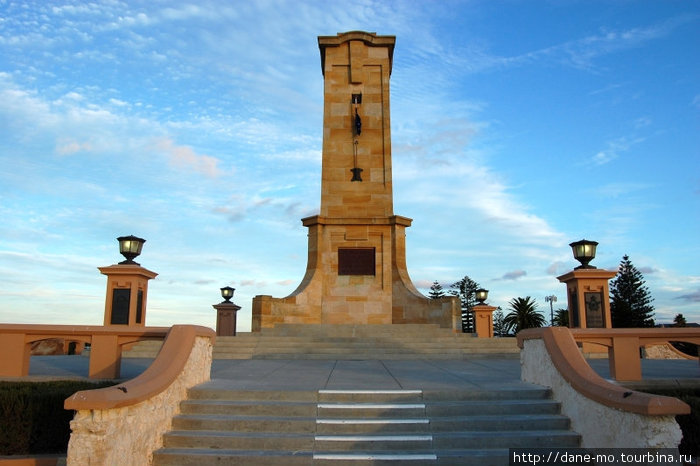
[473,304,498,338]
[557,268,617,329]
[99,264,157,326]
[213,302,240,336]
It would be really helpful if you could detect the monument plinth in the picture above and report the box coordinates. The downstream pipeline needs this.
[252,32,458,330]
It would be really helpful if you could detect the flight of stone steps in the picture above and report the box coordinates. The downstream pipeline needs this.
[124,324,520,360]
[153,386,580,465]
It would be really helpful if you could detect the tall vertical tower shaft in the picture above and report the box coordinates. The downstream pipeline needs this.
[251,32,457,330]
[319,31,394,218]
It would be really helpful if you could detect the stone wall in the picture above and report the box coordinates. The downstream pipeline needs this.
[66,335,212,465]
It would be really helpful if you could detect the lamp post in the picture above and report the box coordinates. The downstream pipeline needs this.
[569,239,598,269]
[213,286,241,336]
[475,288,488,305]
[557,239,615,330]
[220,286,235,303]
[472,288,497,339]
[117,235,146,265]
[545,295,557,326]
[99,235,157,327]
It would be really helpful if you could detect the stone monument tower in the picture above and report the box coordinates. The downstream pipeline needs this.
[252,31,458,330]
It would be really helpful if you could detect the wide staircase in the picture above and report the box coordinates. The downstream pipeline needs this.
[125,324,519,360]
[153,386,580,465]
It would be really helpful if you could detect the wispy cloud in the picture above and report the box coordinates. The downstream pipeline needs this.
[155,138,221,178]
[591,182,652,199]
[675,289,700,303]
[590,136,646,165]
[422,14,698,78]
[498,270,527,281]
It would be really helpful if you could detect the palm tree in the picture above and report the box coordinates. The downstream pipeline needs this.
[503,296,546,334]
[552,308,570,327]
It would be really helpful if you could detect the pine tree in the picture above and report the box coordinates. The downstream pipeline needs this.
[492,308,505,336]
[449,276,479,333]
[428,281,446,299]
[673,313,686,327]
[609,255,655,328]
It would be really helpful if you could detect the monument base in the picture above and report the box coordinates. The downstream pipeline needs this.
[251,216,459,331]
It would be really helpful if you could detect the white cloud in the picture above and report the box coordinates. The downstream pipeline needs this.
[155,138,222,178]
[56,140,93,155]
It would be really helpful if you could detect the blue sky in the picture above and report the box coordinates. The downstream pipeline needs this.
[1,0,698,331]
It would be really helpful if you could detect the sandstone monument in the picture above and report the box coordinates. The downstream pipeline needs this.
[252,32,458,330]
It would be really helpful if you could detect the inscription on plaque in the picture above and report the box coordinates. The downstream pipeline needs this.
[338,248,375,275]
[584,292,605,328]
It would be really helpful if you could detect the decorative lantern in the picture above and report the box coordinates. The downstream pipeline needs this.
[569,239,598,269]
[117,235,146,265]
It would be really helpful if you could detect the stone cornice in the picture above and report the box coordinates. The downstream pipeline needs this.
[318,31,396,75]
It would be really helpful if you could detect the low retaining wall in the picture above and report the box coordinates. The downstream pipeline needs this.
[64,325,215,466]
[518,327,689,448]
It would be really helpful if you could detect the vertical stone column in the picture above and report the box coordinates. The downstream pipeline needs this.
[557,269,617,329]
[213,302,241,336]
[473,304,498,338]
[99,264,158,327]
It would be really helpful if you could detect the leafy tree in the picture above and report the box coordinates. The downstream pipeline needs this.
[610,255,655,328]
[450,276,479,333]
[502,296,546,334]
[428,281,446,299]
[673,313,687,327]
[492,308,505,336]
[552,308,570,327]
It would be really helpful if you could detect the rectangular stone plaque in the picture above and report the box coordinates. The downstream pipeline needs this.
[584,292,605,328]
[338,248,375,275]
[111,288,130,325]
[569,288,580,328]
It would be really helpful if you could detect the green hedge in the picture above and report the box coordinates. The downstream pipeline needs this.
[0,380,113,455]
[638,387,700,456]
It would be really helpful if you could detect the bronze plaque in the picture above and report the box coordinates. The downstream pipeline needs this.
[584,292,605,328]
[338,248,375,275]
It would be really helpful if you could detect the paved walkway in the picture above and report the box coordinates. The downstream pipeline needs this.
[14,355,700,390]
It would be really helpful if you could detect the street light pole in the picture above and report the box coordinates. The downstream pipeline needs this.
[545,295,557,326]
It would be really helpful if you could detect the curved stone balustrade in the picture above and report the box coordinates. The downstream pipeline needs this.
[518,327,690,448]
[64,325,215,465]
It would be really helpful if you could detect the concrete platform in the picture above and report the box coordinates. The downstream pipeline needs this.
[9,355,700,391]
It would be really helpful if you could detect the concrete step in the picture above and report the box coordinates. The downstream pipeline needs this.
[162,430,313,450]
[171,414,317,433]
[180,400,317,416]
[123,324,520,360]
[153,386,580,466]
[154,448,313,466]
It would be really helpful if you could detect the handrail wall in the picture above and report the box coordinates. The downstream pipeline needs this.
[518,327,689,448]
[64,325,215,465]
